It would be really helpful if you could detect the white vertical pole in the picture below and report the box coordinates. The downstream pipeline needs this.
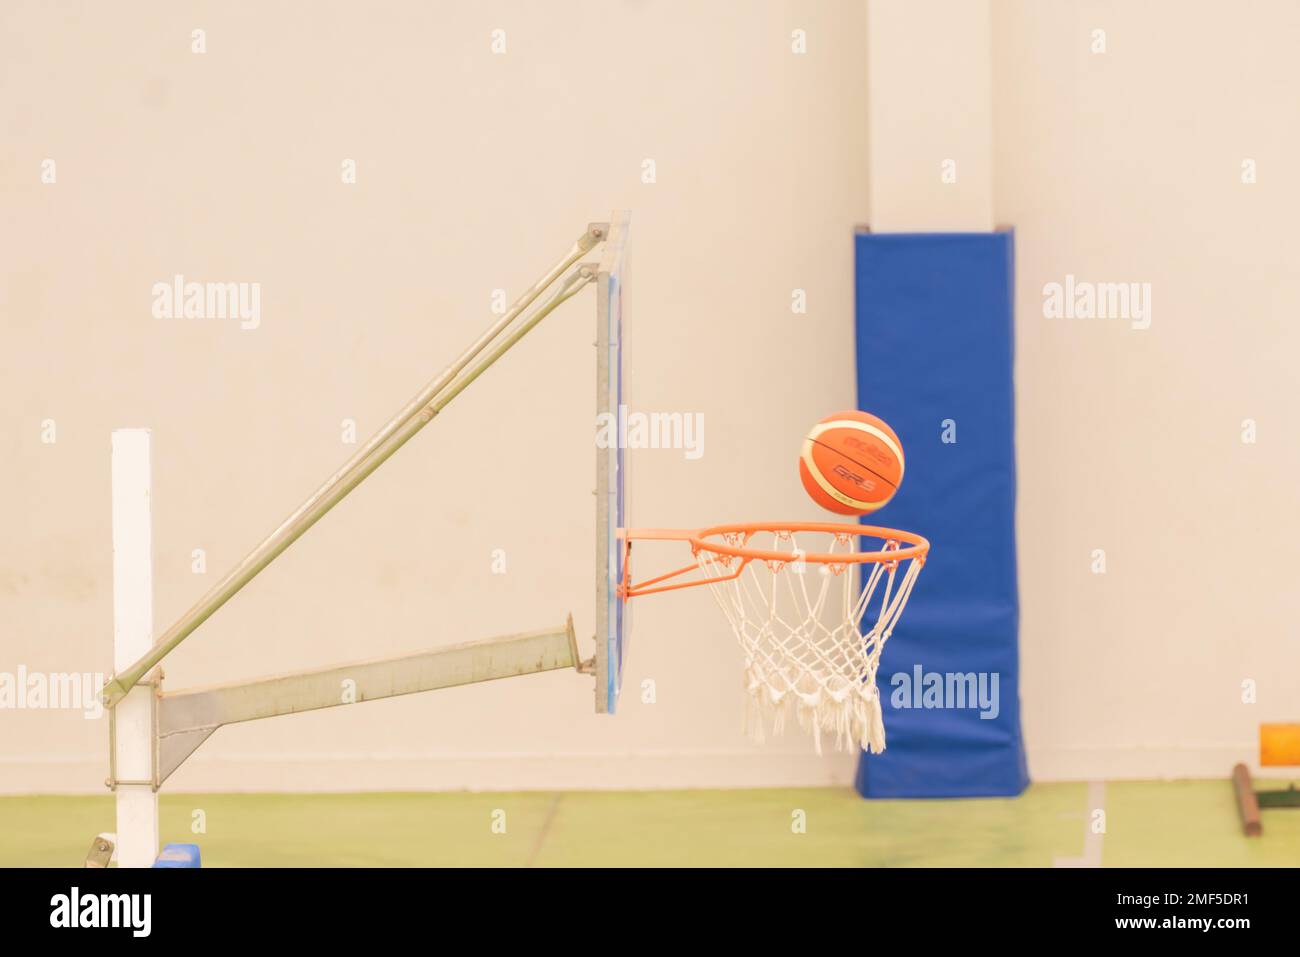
[866,0,995,232]
[111,429,159,868]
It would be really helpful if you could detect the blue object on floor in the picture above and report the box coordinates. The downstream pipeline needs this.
[153,843,202,868]
[853,230,1029,798]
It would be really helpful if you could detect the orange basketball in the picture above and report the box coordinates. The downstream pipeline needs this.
[798,411,904,516]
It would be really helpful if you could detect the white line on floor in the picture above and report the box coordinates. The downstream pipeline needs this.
[1053,780,1106,868]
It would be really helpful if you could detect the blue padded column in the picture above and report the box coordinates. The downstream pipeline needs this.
[853,231,1028,798]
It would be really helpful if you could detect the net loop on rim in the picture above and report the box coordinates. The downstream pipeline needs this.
[689,522,928,755]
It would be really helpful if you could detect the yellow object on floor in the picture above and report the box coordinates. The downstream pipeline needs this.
[1260,723,1300,767]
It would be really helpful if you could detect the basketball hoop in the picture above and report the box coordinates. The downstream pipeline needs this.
[623,523,929,754]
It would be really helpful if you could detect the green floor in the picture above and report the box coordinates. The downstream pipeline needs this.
[2,780,1297,867]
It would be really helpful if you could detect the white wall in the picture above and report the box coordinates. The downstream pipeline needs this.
[0,1,871,792]
[2,0,1295,794]
[867,0,994,230]
[994,0,1300,778]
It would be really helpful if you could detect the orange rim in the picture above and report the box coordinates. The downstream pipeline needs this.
[688,522,929,565]
[618,523,929,599]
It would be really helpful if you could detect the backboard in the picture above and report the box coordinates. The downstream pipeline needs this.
[594,211,631,713]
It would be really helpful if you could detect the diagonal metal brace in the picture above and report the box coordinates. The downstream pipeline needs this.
[154,617,579,785]
[102,220,608,709]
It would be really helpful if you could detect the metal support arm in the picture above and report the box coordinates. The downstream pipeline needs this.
[151,618,579,785]
[102,224,607,708]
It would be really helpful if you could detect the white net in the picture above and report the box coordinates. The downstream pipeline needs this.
[694,528,923,755]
